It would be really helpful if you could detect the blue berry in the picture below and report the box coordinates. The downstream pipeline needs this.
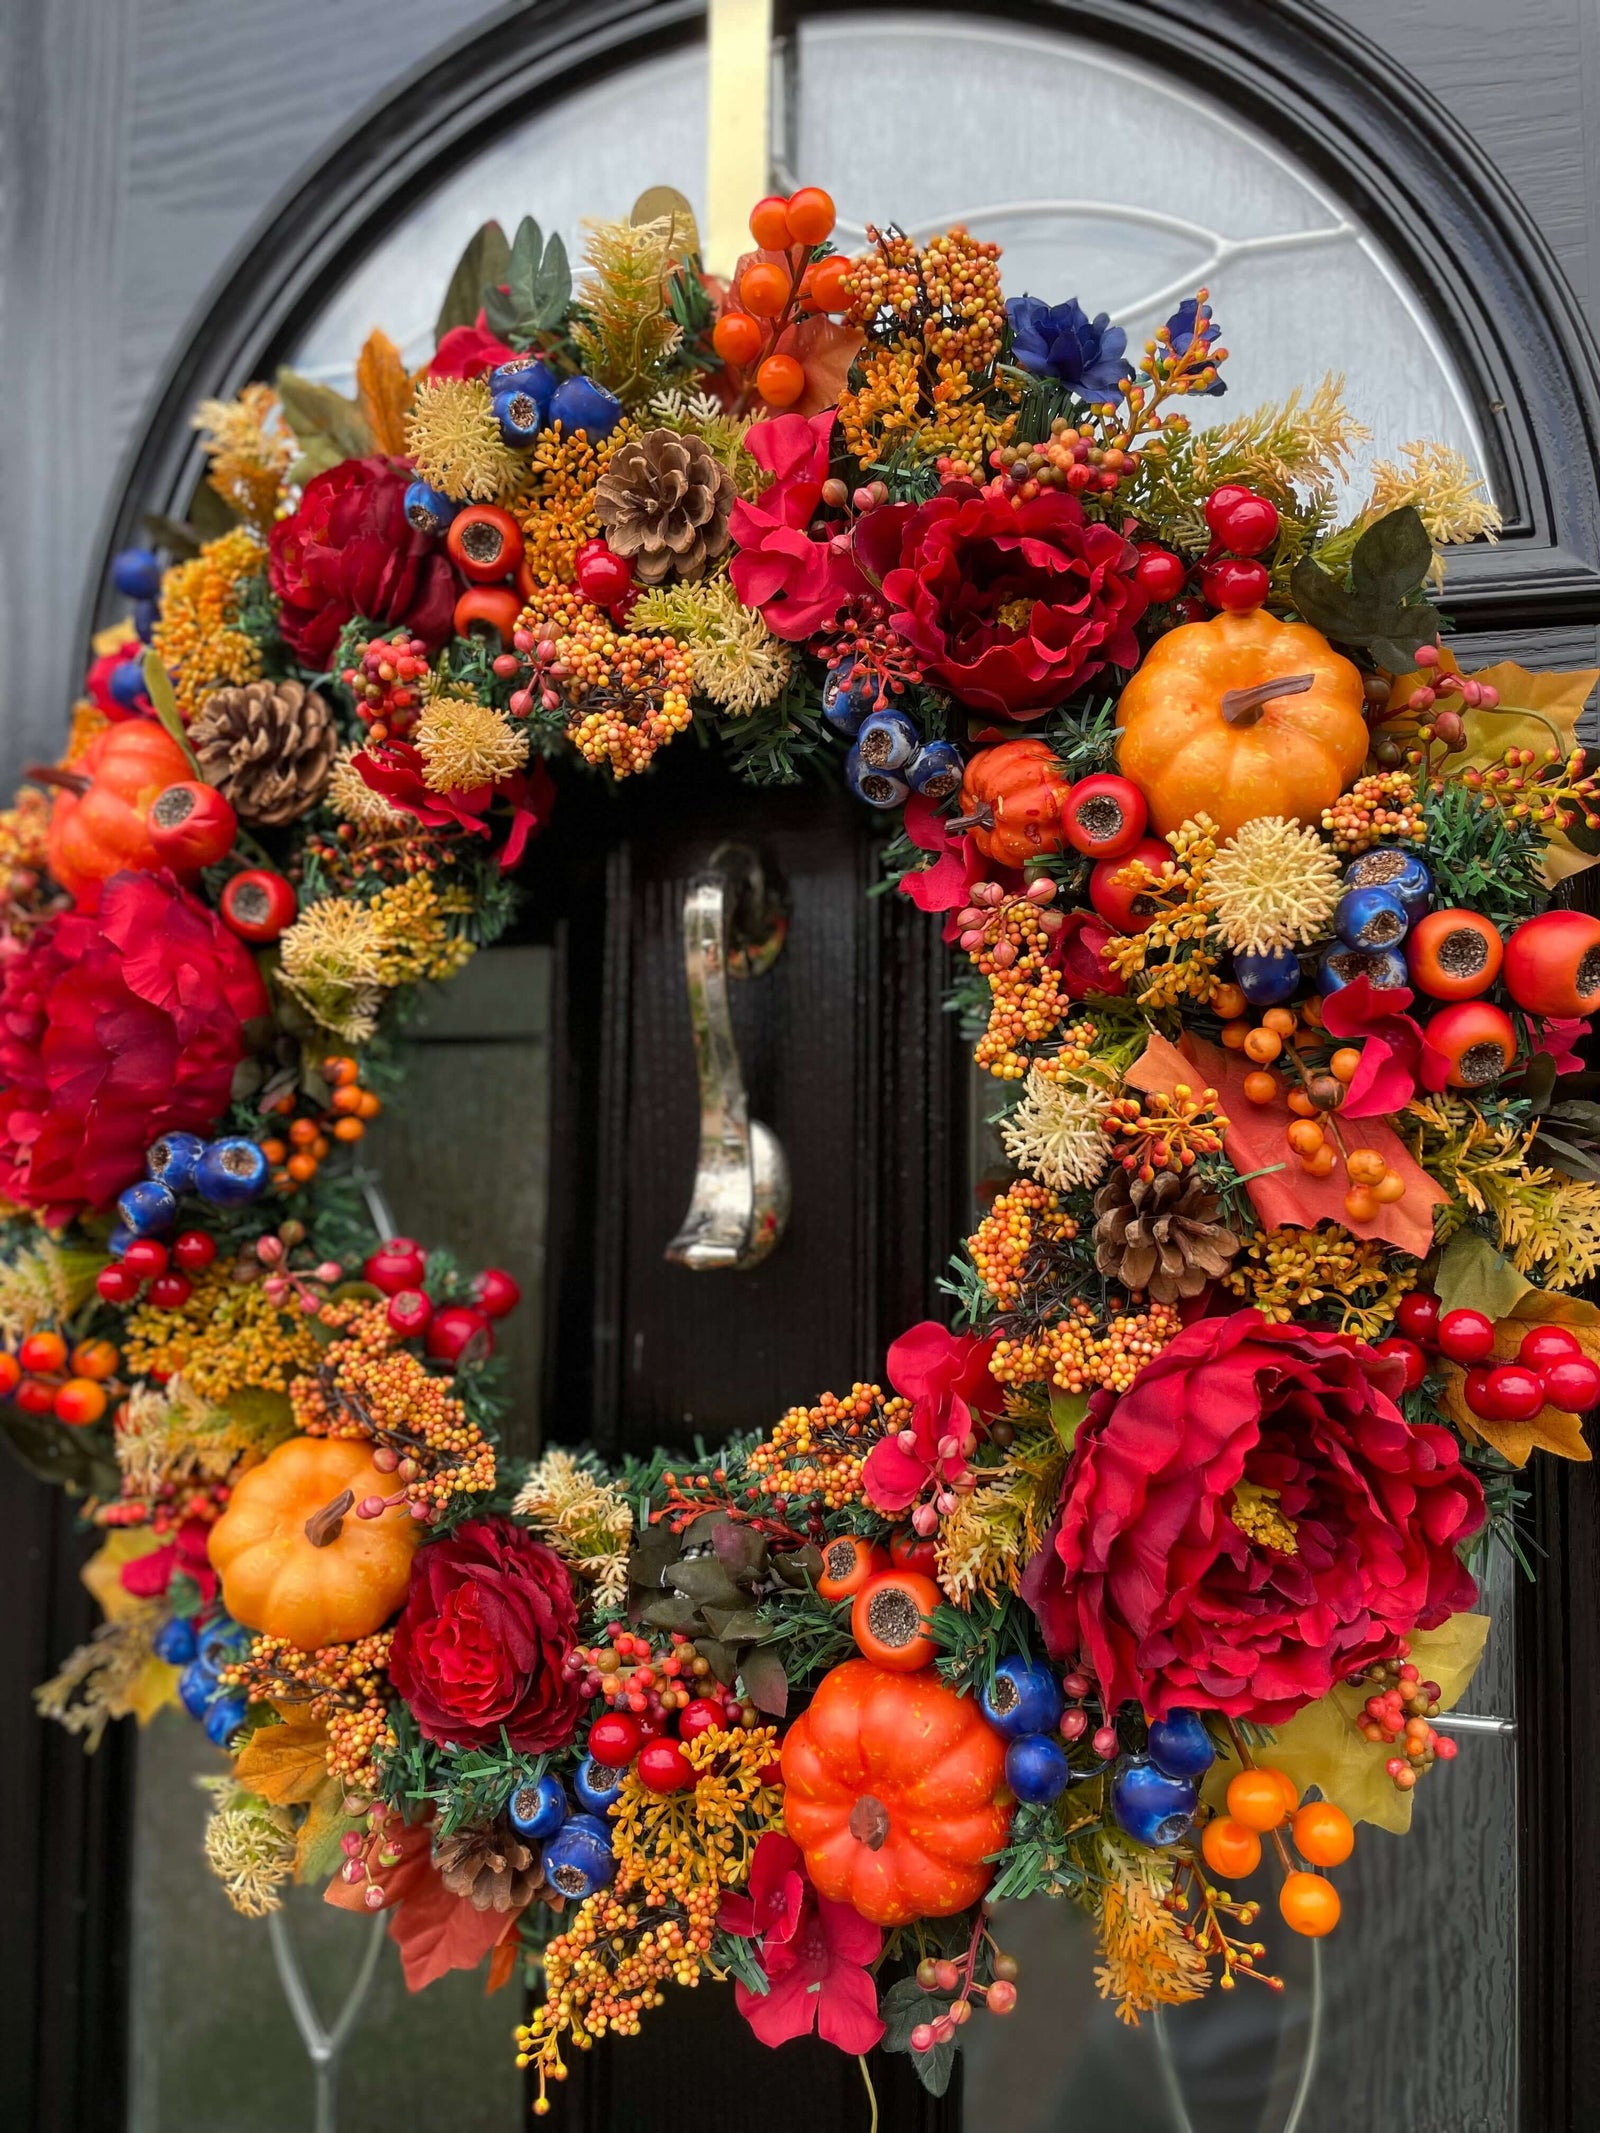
[403,480,460,536]
[1343,847,1432,922]
[178,1659,218,1719]
[194,1138,270,1206]
[112,547,163,600]
[492,385,543,445]
[107,1224,135,1260]
[541,1814,615,1899]
[509,1773,568,1841]
[1233,947,1301,1005]
[153,1616,199,1665]
[1145,1708,1216,1781]
[1336,884,1409,953]
[490,358,555,415]
[855,708,920,773]
[572,1756,626,1816]
[132,597,161,642]
[117,1179,178,1237]
[845,745,909,809]
[981,1658,1064,1740]
[109,660,150,712]
[1004,1732,1071,1804]
[1110,1756,1198,1847]
[548,375,622,440]
[1318,944,1408,995]
[905,740,964,800]
[203,1694,249,1748]
[147,1131,206,1193]
[822,663,873,735]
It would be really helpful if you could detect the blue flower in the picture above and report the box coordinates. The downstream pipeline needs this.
[1006,295,1131,400]
[1164,297,1226,396]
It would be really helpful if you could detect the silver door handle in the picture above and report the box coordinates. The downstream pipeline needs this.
[664,843,790,1271]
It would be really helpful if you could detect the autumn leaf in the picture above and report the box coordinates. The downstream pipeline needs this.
[1440,1289,1600,1465]
[355,329,416,456]
[322,1814,522,1991]
[233,1711,333,1806]
[777,313,865,420]
[295,1778,359,1884]
[82,1529,165,1622]
[485,1919,521,1995]
[1201,1613,1490,1833]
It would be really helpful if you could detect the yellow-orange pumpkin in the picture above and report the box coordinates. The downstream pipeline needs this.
[779,1658,1011,1925]
[208,1435,419,1649]
[46,720,196,908]
[1116,609,1368,839]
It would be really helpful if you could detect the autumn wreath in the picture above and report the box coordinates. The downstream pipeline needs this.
[15,181,1600,2110]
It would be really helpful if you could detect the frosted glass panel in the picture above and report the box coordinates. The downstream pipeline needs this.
[292,12,1486,504]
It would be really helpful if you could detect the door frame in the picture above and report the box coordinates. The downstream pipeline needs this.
[9,2,1599,2125]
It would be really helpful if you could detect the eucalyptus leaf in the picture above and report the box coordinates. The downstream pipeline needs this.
[773,1544,823,1589]
[737,1644,789,1718]
[1515,1049,1559,1112]
[711,1520,766,1577]
[275,368,374,461]
[1050,1386,1090,1452]
[1351,507,1434,606]
[1527,1131,1600,1181]
[434,220,511,342]
[640,1594,701,1632]
[142,653,202,773]
[702,1607,771,1645]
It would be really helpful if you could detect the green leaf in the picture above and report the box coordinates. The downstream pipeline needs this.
[223,1385,296,1447]
[531,230,571,327]
[275,368,374,462]
[1516,1049,1559,1112]
[434,220,511,342]
[670,1557,746,1610]
[1049,1387,1090,1453]
[709,1928,769,1994]
[879,1975,960,2096]
[695,1637,737,1685]
[772,1544,823,1589]
[738,1643,789,1718]
[702,1607,770,1645]
[0,1409,119,1495]
[141,653,202,774]
[640,1594,701,1632]
[1351,506,1434,606]
[1288,547,1439,665]
[1434,1229,1530,1320]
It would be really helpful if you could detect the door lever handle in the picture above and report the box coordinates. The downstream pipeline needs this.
[665,842,790,1271]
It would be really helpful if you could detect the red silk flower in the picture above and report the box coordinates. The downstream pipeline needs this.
[427,309,517,382]
[727,412,864,640]
[1022,1309,1483,1725]
[1318,976,1450,1120]
[0,870,268,1222]
[720,1833,885,2055]
[268,455,458,669]
[862,1321,1001,1514]
[353,743,555,871]
[118,1515,219,1605]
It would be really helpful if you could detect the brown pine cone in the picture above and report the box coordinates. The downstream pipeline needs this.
[1092,1167,1241,1303]
[433,1822,544,1913]
[189,678,335,826]
[594,428,734,584]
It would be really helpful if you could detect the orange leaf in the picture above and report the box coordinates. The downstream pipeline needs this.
[1125,1030,1446,1256]
[777,313,864,420]
[321,1815,523,1991]
[485,1917,521,1995]
[233,1711,333,1805]
[355,329,415,456]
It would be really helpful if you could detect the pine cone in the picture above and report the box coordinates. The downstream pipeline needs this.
[594,428,734,584]
[1092,1168,1241,1303]
[433,1822,544,1913]
[189,678,335,826]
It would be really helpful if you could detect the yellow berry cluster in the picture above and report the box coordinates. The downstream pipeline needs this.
[969,905,1071,1081]
[990,1300,1184,1396]
[516,420,626,583]
[1320,770,1427,855]
[968,1181,1079,1309]
[611,1724,783,1907]
[844,224,1006,369]
[148,528,266,719]
[1101,1085,1228,1179]
[122,1267,326,1400]
[518,586,693,779]
[222,1632,394,1790]
[744,1383,900,1509]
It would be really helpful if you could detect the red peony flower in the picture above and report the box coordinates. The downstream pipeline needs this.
[864,484,1147,718]
[268,456,458,670]
[0,870,268,1222]
[388,1516,584,1752]
[728,412,865,641]
[721,1833,885,2054]
[862,1320,1001,1516]
[427,309,517,382]
[1022,1309,1483,1725]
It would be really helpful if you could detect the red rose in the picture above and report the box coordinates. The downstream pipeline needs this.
[862,485,1147,718]
[268,456,458,669]
[728,412,865,641]
[1022,1309,1483,1725]
[389,1516,584,1751]
[427,309,517,382]
[0,870,269,1222]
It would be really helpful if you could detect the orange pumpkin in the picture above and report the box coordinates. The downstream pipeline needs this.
[954,739,1071,867]
[1116,610,1368,839]
[46,720,197,908]
[208,1435,420,1649]
[779,1658,1012,1924]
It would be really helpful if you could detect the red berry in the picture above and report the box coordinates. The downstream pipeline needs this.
[588,1712,643,1767]
[147,780,238,871]
[574,542,633,607]
[1437,1308,1495,1365]
[678,1697,727,1744]
[987,1979,1019,2015]
[121,1237,170,1280]
[148,1271,194,1310]
[1374,1336,1426,1392]
[1059,773,1149,860]
[364,1240,427,1295]
[0,1353,18,1397]
[221,868,298,944]
[1517,1324,1582,1373]
[386,1289,434,1338]
[1201,556,1270,612]
[1133,543,1186,602]
[19,1330,68,1374]
[173,1229,218,1272]
[1204,484,1280,556]
[888,1528,938,1576]
[1395,1292,1441,1346]
[1540,1354,1600,1413]
[1482,1363,1547,1421]
[636,1739,695,1794]
[15,1377,57,1414]
[424,1304,492,1365]
[97,1263,142,1305]
[472,1267,522,1319]
[54,1378,108,1427]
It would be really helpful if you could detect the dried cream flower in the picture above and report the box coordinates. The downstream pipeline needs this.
[415,686,529,793]
[1001,1065,1112,1191]
[1208,816,1342,957]
[405,377,524,502]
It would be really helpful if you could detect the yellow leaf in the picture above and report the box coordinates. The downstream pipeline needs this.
[1441,1301,1600,1465]
[126,1656,181,1724]
[355,329,416,456]
[1201,1613,1491,1833]
[82,1529,165,1622]
[233,1711,332,1805]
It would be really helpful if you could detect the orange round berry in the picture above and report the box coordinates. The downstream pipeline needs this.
[741,261,791,318]
[712,310,763,367]
[806,253,854,313]
[1346,1148,1387,1186]
[1270,1767,1300,1813]
[70,1339,120,1380]
[1211,983,1248,1019]
[331,1084,364,1115]
[1302,1143,1337,1178]
[1372,1170,1406,1203]
[287,1152,318,1183]
[785,187,836,245]
[261,1138,287,1166]
[1279,1871,1341,1937]
[1344,1186,1379,1223]
[356,1090,382,1119]
[54,1377,108,1427]
[1286,1120,1325,1158]
[1241,1070,1278,1105]
[1243,1027,1283,1064]
[288,1117,319,1147]
[323,1056,359,1086]
[19,1330,67,1375]
[333,1117,365,1142]
[1200,1816,1262,1879]
[756,353,806,407]
[1262,1006,1298,1036]
[1286,1088,1317,1118]
[1227,1768,1290,1832]
[1329,1046,1362,1083]
[1219,1020,1249,1050]
[748,195,794,249]
[1292,1801,1354,1867]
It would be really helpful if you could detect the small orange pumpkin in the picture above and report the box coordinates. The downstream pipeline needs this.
[46,720,197,908]
[954,739,1072,867]
[780,1658,1012,1925]
[208,1435,419,1649]
[1116,610,1368,839]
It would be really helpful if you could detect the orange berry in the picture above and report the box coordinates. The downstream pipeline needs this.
[287,1152,318,1183]
[1226,1768,1290,1832]
[53,1377,108,1427]
[261,1138,287,1166]
[1287,1119,1325,1158]
[741,261,791,318]
[18,1330,67,1374]
[1329,1047,1362,1083]
[1372,1170,1406,1203]
[712,309,763,367]
[1279,1871,1341,1937]
[323,1056,359,1086]
[1302,1143,1337,1178]
[1200,1816,1262,1879]
[1211,983,1248,1019]
[1292,1801,1354,1867]
[310,1135,331,1160]
[806,254,854,313]
[1261,1007,1297,1036]
[1346,1148,1387,1186]
[1286,1088,1317,1118]
[70,1339,120,1381]
[333,1117,365,1142]
[1300,994,1326,1029]
[785,186,836,245]
[1219,1020,1250,1050]
[1344,1186,1379,1223]
[1270,1767,1300,1813]
[748,195,794,249]
[331,1084,364,1115]
[356,1090,382,1120]
[1243,1027,1282,1064]
[288,1117,319,1147]
[1241,1069,1279,1105]
[756,352,806,407]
